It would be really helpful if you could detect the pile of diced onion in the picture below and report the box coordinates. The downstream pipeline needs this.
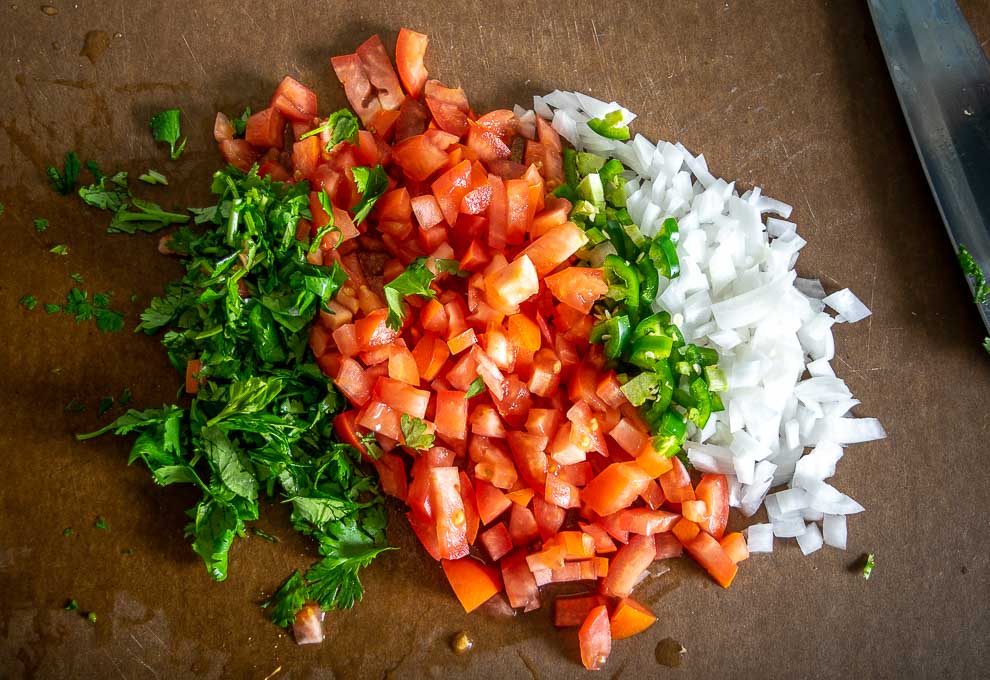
[511,91,886,556]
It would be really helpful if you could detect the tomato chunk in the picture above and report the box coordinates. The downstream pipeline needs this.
[695,473,729,539]
[441,558,502,613]
[609,598,657,640]
[602,534,656,599]
[545,267,608,314]
[271,75,318,122]
[578,605,611,671]
[396,28,429,97]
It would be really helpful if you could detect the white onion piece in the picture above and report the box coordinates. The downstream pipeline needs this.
[822,514,847,549]
[795,522,824,555]
[772,515,807,538]
[745,523,774,553]
[822,288,872,323]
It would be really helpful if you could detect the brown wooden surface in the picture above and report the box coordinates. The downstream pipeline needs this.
[2,1,989,678]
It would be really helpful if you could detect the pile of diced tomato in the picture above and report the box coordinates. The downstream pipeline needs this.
[212,29,748,671]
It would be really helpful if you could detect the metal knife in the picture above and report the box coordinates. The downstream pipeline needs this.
[867,0,990,338]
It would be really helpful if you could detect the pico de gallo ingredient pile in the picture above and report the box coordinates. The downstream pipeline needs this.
[246,29,741,669]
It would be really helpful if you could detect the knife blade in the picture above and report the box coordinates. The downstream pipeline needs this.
[867,0,990,337]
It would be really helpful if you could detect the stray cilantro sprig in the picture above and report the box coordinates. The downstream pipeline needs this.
[350,165,388,225]
[61,288,125,333]
[78,165,389,630]
[18,294,37,311]
[95,517,108,530]
[150,109,187,160]
[465,377,485,398]
[400,414,435,450]
[47,151,81,195]
[958,245,989,304]
[98,396,114,416]
[50,244,69,256]
[139,169,168,185]
[34,218,49,232]
[298,109,359,150]
[79,171,190,233]
[383,257,437,330]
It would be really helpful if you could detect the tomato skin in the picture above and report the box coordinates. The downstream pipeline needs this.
[484,255,540,314]
[434,389,468,443]
[501,550,541,612]
[580,522,617,554]
[684,531,738,588]
[355,309,401,350]
[582,463,653,517]
[616,508,680,536]
[441,557,502,613]
[695,474,729,539]
[658,456,696,504]
[271,75,318,122]
[602,534,656,599]
[458,471,480,544]
[545,267,608,315]
[609,598,657,641]
[518,221,589,276]
[245,106,286,149]
[608,418,650,456]
[479,522,513,562]
[395,97,431,142]
[578,605,612,671]
[486,174,508,251]
[355,34,406,110]
[395,28,429,97]
[214,112,235,142]
[654,532,684,560]
[387,343,420,385]
[424,80,471,137]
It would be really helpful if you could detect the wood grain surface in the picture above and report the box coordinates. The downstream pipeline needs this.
[1,1,989,678]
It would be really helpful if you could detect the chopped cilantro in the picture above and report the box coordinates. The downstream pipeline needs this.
[253,528,280,543]
[50,244,69,256]
[47,151,81,195]
[18,294,37,310]
[63,527,73,536]
[358,432,383,460]
[150,109,187,160]
[62,288,125,332]
[400,414,435,450]
[86,612,97,623]
[298,109,359,149]
[98,396,114,416]
[64,599,79,611]
[984,337,990,355]
[65,399,86,413]
[70,273,83,283]
[350,165,388,225]
[0,201,4,216]
[109,199,190,234]
[79,171,130,212]
[863,553,875,580]
[265,570,307,628]
[383,258,437,330]
[232,107,251,137]
[45,303,61,313]
[139,169,168,185]
[95,516,108,530]
[34,218,49,232]
[465,377,485,399]
[118,387,133,406]
[958,245,989,304]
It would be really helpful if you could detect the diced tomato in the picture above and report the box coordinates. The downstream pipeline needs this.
[435,389,468,442]
[368,108,401,140]
[432,159,473,227]
[583,463,653,518]
[395,28,429,97]
[355,309,400,350]
[533,496,566,542]
[617,508,680,536]
[639,478,666,510]
[524,408,560,439]
[410,194,444,229]
[484,256,539,314]
[506,488,534,507]
[474,480,512,525]
[386,343,420,385]
[411,333,449,382]
[356,399,402,441]
[554,594,607,628]
[518,222,589,276]
[506,431,548,490]
[531,196,572,238]
[219,139,259,172]
[334,358,372,406]
[579,522,617,554]
[245,107,285,149]
[395,97,431,141]
[407,511,441,560]
[658,456,696,503]
[602,534,656,599]
[508,503,539,547]
[528,348,562,397]
[544,473,581,509]
[486,174,508,251]
[441,557,502,613]
[373,452,408,501]
[671,517,701,545]
[469,436,518,489]
[429,467,469,560]
[470,405,506,438]
[526,543,565,572]
[447,328,478,355]
[557,531,596,560]
[375,377,429,418]
[259,159,291,182]
[559,461,594,487]
[458,471,480,544]
[479,522,514,562]
[424,80,470,137]
[332,53,381,125]
[355,35,405,110]
[501,550,540,612]
[578,605,611,671]
[566,401,608,455]
[681,499,707,523]
[545,267,608,315]
[185,359,202,394]
[654,532,684,560]
[271,75,318,121]
[392,134,449,181]
[695,474,729,539]
[608,418,650,456]
[609,598,656,641]
[634,444,675,478]
[719,532,749,564]
[214,112,235,142]
[685,531,738,588]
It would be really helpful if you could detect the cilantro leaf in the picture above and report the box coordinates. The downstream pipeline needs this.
[465,377,485,399]
[984,337,990,355]
[118,387,132,406]
[18,294,37,310]
[34,218,49,232]
[863,553,875,580]
[189,498,241,581]
[958,245,989,304]
[95,517,108,530]
[97,396,114,416]
[400,414,435,451]
[232,107,251,137]
[64,599,79,611]
[47,151,81,195]
[358,432,383,460]
[79,171,129,212]
[350,165,388,226]
[50,244,69,256]
[298,109,359,149]
[434,258,469,277]
[264,569,307,628]
[139,169,168,185]
[44,303,61,314]
[382,257,437,330]
[0,201,4,216]
[150,109,187,160]
[108,198,190,234]
[201,426,259,501]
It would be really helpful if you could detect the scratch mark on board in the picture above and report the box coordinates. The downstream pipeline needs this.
[180,34,207,77]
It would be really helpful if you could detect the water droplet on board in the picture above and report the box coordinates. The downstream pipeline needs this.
[450,630,473,654]
[655,638,686,667]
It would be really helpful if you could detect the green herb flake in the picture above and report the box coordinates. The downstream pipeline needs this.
[63,527,73,536]
[86,612,97,623]
[863,553,875,580]
[64,399,86,413]
[358,432,383,460]
[400,414,435,451]
[97,396,114,417]
[118,387,133,407]
[70,273,84,283]
[34,218,49,232]
[18,294,37,311]
[64,599,79,611]
[47,151,81,195]
[253,528,280,543]
[465,377,485,399]
[958,245,989,304]
[45,303,61,314]
[79,171,129,212]
[94,517,108,530]
[350,165,388,225]
[50,244,69,256]
[139,169,169,185]
[0,201,4,216]
[150,109,187,160]
[232,107,252,137]
[299,109,359,148]
[383,258,437,330]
